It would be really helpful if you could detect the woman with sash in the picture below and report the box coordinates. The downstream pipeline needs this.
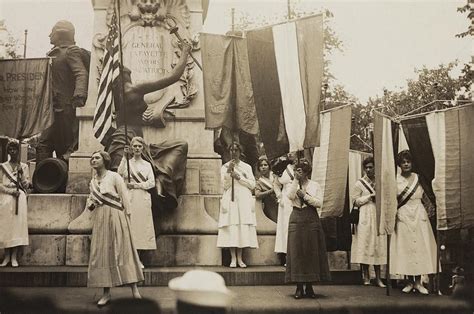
[86,150,143,306]
[274,151,297,266]
[350,157,386,287]
[255,156,278,223]
[0,140,30,267]
[217,142,258,268]
[118,136,157,268]
[390,150,437,294]
[285,159,331,299]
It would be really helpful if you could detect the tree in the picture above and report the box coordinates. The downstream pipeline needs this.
[0,20,21,59]
[455,1,474,38]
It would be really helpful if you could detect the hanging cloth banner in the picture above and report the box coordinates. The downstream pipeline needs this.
[373,112,398,235]
[0,58,53,138]
[311,105,352,218]
[426,105,474,230]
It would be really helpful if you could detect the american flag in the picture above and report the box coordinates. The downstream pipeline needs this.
[93,5,120,145]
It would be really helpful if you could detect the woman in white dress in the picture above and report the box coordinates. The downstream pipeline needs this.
[0,140,30,267]
[390,150,437,295]
[118,137,157,267]
[87,151,143,306]
[274,151,297,265]
[350,156,386,287]
[217,142,258,268]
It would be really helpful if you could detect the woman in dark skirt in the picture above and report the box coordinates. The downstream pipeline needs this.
[285,159,331,299]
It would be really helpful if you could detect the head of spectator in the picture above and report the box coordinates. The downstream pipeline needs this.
[106,298,161,314]
[169,270,233,314]
[49,20,75,46]
[362,156,375,179]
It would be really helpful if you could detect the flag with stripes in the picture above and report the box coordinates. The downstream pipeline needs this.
[93,4,120,145]
[311,106,352,218]
[425,105,474,230]
[247,14,324,159]
[201,14,324,160]
[373,112,398,235]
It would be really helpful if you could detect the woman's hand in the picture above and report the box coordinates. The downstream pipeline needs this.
[126,182,136,189]
[296,189,305,199]
[230,171,241,180]
[123,146,131,159]
[294,168,303,180]
[11,190,20,197]
[180,41,192,54]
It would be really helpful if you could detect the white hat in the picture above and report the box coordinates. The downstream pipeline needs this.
[168,270,233,308]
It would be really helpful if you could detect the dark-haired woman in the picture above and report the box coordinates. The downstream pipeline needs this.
[285,159,331,299]
[390,150,437,294]
[255,157,278,223]
[0,140,30,267]
[86,150,144,306]
[217,142,258,268]
[350,157,386,287]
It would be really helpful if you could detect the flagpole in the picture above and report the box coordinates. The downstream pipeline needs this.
[386,235,391,296]
[116,0,131,183]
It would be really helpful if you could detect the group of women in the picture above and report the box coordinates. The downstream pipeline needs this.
[350,151,438,295]
[217,142,439,298]
[0,136,440,303]
[217,143,331,298]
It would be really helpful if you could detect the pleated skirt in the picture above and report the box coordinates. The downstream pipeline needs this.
[88,205,144,287]
[285,207,332,283]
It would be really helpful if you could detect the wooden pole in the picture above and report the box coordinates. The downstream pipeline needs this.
[116,0,131,183]
[287,0,291,20]
[231,8,235,32]
[386,235,391,296]
[23,30,28,58]
[436,229,441,295]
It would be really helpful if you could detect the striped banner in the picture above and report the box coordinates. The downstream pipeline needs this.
[373,112,398,235]
[311,106,352,218]
[93,1,120,145]
[426,105,474,230]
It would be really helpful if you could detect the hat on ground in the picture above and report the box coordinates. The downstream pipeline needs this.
[168,270,233,308]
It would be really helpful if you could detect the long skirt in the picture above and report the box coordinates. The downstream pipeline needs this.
[129,189,156,250]
[217,225,259,248]
[285,207,332,283]
[0,191,28,248]
[88,205,144,287]
[351,202,387,265]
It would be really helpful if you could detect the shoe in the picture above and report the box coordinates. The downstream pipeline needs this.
[375,279,386,288]
[402,282,414,293]
[363,279,371,286]
[11,260,18,267]
[304,286,316,299]
[294,287,303,299]
[414,283,429,295]
[97,295,111,307]
[238,261,247,268]
[139,261,145,269]
[229,261,237,268]
[0,259,10,267]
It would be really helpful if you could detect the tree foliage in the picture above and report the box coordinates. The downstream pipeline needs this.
[0,21,22,59]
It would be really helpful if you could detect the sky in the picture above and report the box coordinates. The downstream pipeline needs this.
[0,0,471,103]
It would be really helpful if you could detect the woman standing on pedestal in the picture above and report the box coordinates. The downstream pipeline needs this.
[0,140,30,267]
[86,150,143,306]
[254,156,278,223]
[274,151,297,266]
[350,156,386,287]
[285,159,331,299]
[217,142,258,268]
[390,150,437,295]
[118,136,157,268]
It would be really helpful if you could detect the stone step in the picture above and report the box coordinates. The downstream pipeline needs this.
[0,266,361,287]
[27,194,276,235]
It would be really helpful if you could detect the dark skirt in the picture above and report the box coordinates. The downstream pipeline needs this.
[285,207,332,283]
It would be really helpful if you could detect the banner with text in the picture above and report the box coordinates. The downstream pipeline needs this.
[0,58,53,139]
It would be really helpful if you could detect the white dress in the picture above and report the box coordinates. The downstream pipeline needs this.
[118,158,157,250]
[390,173,438,276]
[217,160,258,248]
[274,164,294,254]
[350,176,387,265]
[0,162,29,249]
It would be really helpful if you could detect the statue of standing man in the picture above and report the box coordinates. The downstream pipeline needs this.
[36,20,89,162]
